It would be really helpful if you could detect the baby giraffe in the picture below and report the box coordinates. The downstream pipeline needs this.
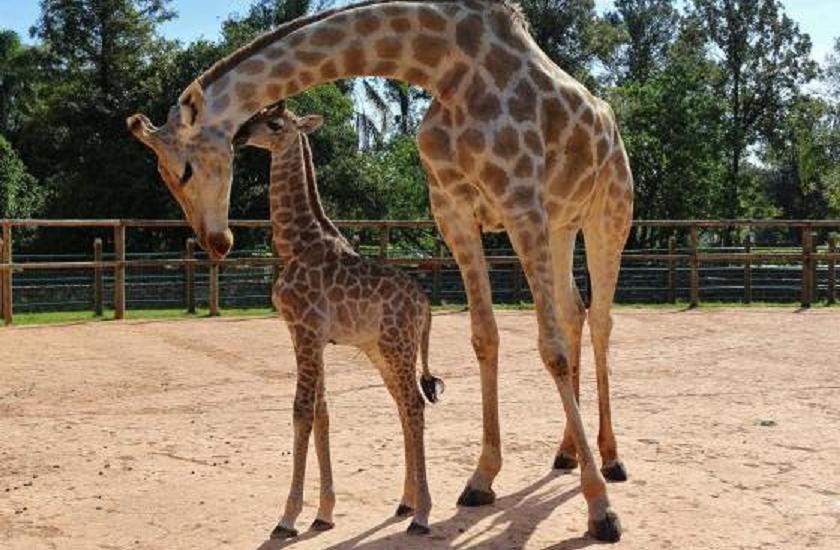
[236,103,444,538]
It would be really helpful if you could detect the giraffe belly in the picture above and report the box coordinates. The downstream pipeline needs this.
[326,300,383,346]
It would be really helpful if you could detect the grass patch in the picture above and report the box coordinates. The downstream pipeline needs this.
[9,300,837,327]
[12,308,275,326]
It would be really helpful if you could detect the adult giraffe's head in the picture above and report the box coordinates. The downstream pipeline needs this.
[127,82,235,259]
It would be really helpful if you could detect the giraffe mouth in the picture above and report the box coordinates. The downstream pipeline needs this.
[204,229,234,259]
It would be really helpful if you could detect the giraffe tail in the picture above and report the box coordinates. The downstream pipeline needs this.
[419,300,445,403]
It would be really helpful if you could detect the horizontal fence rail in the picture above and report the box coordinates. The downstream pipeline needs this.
[1,219,839,325]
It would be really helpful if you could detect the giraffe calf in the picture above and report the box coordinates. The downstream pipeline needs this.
[236,104,444,538]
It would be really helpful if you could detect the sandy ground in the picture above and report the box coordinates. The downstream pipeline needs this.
[1,308,839,550]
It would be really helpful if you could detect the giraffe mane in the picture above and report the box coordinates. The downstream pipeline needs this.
[197,0,528,90]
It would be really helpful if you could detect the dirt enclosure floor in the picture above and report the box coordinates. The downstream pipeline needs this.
[1,309,839,550]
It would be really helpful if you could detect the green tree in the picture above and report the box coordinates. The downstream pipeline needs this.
[611,19,727,240]
[518,0,621,87]
[604,0,679,85]
[0,134,45,218]
[691,0,818,217]
[765,97,840,219]
[0,31,48,137]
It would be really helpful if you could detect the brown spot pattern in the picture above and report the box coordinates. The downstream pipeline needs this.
[354,15,381,34]
[310,27,345,47]
[343,43,367,74]
[437,63,468,101]
[418,7,447,31]
[508,79,537,123]
[514,155,534,178]
[465,74,502,121]
[455,15,483,56]
[413,35,448,68]
[375,37,403,59]
[541,98,569,145]
[418,128,451,161]
[484,45,521,89]
[390,17,411,33]
[481,162,509,197]
[492,126,520,159]
[524,131,544,157]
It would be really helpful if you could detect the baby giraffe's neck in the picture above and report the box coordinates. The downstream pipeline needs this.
[268,133,349,263]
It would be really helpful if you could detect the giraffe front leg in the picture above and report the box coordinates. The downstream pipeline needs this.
[271,331,324,540]
[504,208,621,543]
[311,376,336,530]
[430,200,501,508]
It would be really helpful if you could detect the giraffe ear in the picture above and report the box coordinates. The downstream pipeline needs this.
[178,81,206,127]
[297,115,324,134]
[126,113,159,146]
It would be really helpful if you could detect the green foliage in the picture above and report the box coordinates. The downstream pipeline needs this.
[690,0,819,216]
[0,134,45,218]
[604,0,680,85]
[518,0,620,87]
[611,19,727,229]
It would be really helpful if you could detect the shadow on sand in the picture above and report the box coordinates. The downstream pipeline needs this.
[256,471,600,550]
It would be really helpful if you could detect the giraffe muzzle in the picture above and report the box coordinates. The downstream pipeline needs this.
[205,229,234,259]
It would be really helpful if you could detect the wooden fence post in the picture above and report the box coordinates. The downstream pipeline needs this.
[209,261,220,316]
[431,239,442,305]
[379,223,390,260]
[689,225,700,308]
[828,237,837,305]
[667,236,676,304]
[744,232,752,304]
[93,238,103,316]
[185,238,196,314]
[1,223,12,326]
[801,229,813,308]
[114,223,126,319]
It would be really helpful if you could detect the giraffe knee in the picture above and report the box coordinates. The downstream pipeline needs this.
[540,345,571,379]
[293,397,315,425]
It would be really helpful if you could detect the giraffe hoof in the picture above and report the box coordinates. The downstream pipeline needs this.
[310,519,334,531]
[553,453,579,471]
[270,524,298,540]
[407,521,430,536]
[589,510,622,543]
[456,486,496,507]
[601,461,628,482]
[395,504,414,517]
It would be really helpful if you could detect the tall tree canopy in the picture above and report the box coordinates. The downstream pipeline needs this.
[691,0,818,216]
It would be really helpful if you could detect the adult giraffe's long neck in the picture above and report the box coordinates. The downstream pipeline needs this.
[269,133,347,263]
[199,1,480,131]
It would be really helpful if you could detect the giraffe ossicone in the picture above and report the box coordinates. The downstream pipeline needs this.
[237,104,444,536]
[128,1,632,542]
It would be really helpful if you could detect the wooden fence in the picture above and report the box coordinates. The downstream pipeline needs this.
[1,219,839,326]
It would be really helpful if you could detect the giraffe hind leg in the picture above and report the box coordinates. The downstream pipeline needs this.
[583,209,631,483]
[550,227,586,472]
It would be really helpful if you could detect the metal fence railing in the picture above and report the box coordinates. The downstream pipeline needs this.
[1,219,838,325]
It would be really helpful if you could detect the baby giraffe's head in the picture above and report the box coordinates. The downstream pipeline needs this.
[234,101,324,153]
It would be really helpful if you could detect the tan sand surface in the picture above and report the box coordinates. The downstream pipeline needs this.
[1,309,839,549]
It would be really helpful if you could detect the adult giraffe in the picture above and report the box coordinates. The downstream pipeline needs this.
[127,0,632,541]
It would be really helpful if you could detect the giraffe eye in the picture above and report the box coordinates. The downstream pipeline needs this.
[267,120,282,132]
[180,162,193,185]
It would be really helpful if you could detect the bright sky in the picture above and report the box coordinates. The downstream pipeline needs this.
[0,0,836,63]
